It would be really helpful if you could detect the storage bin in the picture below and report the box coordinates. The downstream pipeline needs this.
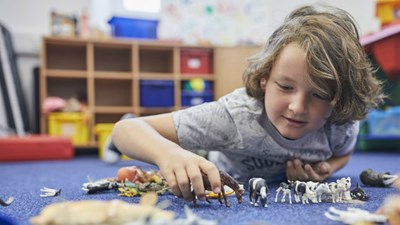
[94,123,131,160]
[140,80,174,107]
[108,16,158,39]
[181,90,213,106]
[181,49,213,74]
[370,33,400,79]
[367,107,400,136]
[48,112,89,145]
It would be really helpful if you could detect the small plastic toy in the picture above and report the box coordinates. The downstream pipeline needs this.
[275,182,292,204]
[82,178,121,194]
[249,178,269,207]
[360,168,399,187]
[193,169,244,207]
[293,181,317,204]
[324,207,387,224]
[308,182,331,203]
[0,197,14,206]
[40,187,61,197]
[350,183,369,201]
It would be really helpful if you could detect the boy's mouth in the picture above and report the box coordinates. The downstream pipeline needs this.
[283,116,307,127]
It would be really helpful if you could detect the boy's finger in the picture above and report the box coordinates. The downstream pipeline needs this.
[162,171,182,198]
[304,164,320,181]
[294,159,308,180]
[186,165,205,199]
[175,169,192,201]
[200,161,221,194]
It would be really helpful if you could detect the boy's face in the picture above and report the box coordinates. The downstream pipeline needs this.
[260,42,333,140]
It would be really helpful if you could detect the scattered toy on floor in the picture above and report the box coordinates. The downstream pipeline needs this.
[377,195,400,225]
[350,183,369,201]
[324,207,387,224]
[249,178,269,207]
[40,187,61,197]
[82,178,121,194]
[360,168,399,187]
[274,181,292,204]
[192,169,244,207]
[293,181,317,204]
[307,181,331,203]
[0,197,14,206]
[30,193,217,225]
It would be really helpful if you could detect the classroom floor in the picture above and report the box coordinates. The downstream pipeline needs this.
[0,152,399,225]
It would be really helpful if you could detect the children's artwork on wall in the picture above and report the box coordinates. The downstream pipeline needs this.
[158,0,270,46]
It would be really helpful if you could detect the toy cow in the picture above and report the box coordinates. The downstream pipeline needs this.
[249,178,269,207]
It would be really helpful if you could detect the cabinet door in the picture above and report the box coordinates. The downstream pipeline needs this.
[214,46,260,99]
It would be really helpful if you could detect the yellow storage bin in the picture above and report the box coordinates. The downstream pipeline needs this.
[95,123,131,160]
[48,112,89,145]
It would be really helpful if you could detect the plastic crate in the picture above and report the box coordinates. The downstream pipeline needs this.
[108,16,158,39]
[181,49,213,74]
[367,107,400,136]
[94,123,132,160]
[48,112,89,145]
[181,90,213,106]
[140,80,174,107]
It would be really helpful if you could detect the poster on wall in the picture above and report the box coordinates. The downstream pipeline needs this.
[158,0,270,46]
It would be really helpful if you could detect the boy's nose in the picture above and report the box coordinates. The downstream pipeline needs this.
[288,94,307,114]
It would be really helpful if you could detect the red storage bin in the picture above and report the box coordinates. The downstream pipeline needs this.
[0,135,74,161]
[181,49,213,74]
[360,24,400,80]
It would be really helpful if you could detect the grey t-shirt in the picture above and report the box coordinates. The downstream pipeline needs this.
[172,88,359,181]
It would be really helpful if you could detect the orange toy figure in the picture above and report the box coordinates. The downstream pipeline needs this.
[117,166,137,182]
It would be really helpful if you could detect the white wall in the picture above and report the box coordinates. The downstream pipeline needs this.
[0,0,380,133]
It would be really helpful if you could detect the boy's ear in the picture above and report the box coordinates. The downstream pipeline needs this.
[260,78,267,91]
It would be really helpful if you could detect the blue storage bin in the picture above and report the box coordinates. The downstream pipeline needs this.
[181,90,213,106]
[140,80,174,107]
[108,16,158,39]
[367,106,400,136]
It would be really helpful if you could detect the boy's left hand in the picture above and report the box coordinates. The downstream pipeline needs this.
[286,159,331,182]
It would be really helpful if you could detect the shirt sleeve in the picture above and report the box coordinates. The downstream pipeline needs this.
[172,101,241,151]
[329,121,360,156]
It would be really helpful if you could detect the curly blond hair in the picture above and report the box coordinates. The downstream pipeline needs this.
[243,4,385,125]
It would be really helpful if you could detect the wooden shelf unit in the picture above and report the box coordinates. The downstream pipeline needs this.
[40,37,220,146]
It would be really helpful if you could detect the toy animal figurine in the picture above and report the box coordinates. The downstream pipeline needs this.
[324,207,387,224]
[275,181,292,204]
[350,183,369,201]
[82,178,121,194]
[360,168,399,187]
[249,178,269,207]
[308,182,331,203]
[0,197,14,206]
[294,181,317,204]
[192,169,244,207]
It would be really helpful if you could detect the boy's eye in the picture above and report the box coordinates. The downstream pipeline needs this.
[312,92,329,101]
[276,82,292,90]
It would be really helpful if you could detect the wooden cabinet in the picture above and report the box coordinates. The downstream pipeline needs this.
[40,36,259,147]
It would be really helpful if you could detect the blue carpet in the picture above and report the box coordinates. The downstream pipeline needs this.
[0,152,399,225]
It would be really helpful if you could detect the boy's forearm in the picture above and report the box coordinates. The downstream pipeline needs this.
[327,154,351,174]
[111,117,180,165]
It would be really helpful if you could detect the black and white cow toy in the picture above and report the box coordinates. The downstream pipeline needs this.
[249,178,269,207]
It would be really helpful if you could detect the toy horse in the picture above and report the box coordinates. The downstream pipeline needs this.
[249,178,269,207]
[192,169,244,207]
[275,181,292,204]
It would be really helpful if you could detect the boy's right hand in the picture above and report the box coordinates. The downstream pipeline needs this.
[155,149,221,201]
